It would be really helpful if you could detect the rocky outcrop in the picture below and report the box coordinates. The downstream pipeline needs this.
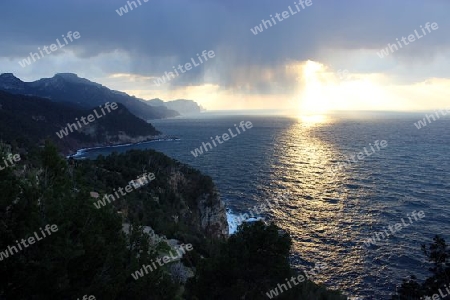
[166,170,229,239]
[198,192,229,238]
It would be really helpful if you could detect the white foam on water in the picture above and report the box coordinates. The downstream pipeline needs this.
[227,209,264,235]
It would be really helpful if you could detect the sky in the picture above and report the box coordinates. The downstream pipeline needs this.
[1,0,449,112]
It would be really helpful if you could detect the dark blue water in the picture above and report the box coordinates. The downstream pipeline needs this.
[75,112,450,299]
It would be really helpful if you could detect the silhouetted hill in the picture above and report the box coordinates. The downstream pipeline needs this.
[147,98,202,115]
[0,73,179,120]
[0,90,161,154]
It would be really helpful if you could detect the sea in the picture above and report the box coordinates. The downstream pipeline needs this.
[73,111,450,299]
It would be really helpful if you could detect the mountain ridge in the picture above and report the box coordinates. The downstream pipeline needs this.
[147,98,203,115]
[0,73,179,120]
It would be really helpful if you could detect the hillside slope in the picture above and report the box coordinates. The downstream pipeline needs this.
[0,90,161,154]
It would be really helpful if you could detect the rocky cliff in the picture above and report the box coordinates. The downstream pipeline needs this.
[164,168,228,239]
[79,149,229,242]
[197,192,229,238]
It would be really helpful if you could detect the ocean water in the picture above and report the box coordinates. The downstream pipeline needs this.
[75,112,450,299]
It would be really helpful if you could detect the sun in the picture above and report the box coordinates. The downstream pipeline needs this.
[298,61,330,115]
[287,60,390,117]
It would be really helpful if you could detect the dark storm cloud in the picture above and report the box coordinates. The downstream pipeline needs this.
[1,0,449,89]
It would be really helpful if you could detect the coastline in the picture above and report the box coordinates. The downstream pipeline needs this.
[68,136,180,159]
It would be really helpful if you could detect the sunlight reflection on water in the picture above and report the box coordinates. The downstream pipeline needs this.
[266,117,375,297]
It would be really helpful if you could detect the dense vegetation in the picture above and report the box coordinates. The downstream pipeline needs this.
[0,142,345,299]
[392,235,450,299]
[0,143,178,299]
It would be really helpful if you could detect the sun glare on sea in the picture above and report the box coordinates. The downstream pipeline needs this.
[299,114,328,126]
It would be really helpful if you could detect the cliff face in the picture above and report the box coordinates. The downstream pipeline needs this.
[197,192,229,238]
[166,169,228,239]
[80,149,228,242]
